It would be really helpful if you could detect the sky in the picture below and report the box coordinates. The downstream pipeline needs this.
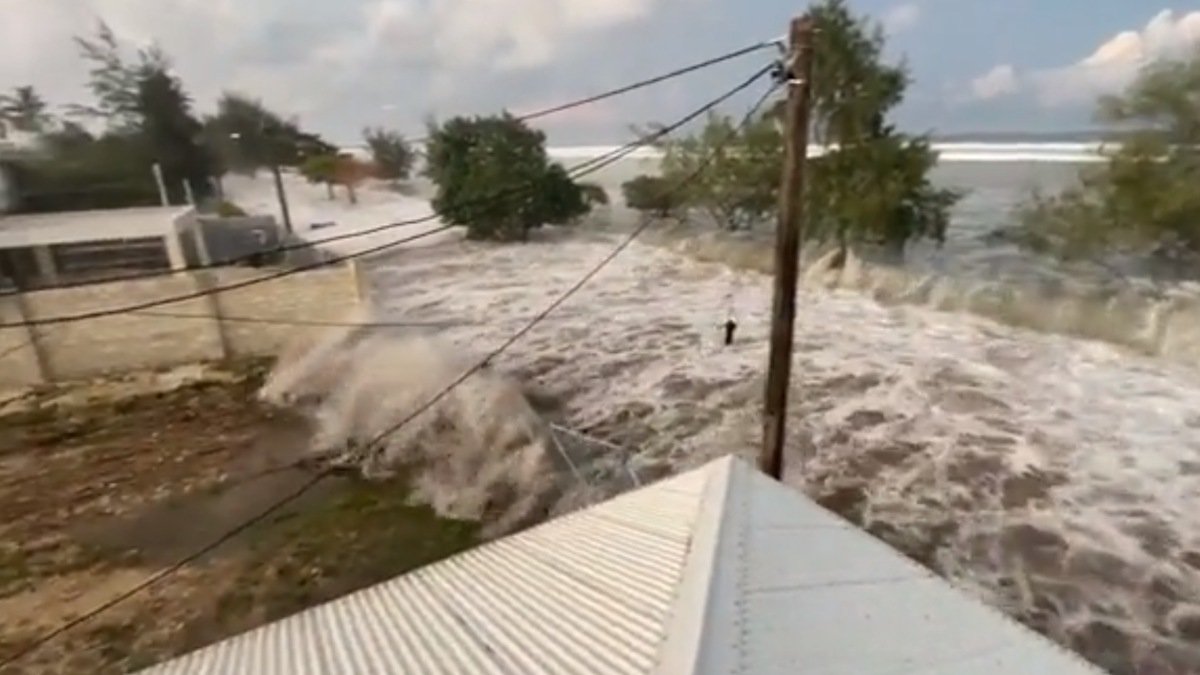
[2,0,1199,145]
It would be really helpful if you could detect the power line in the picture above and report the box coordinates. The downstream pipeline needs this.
[0,471,331,670]
[0,69,778,668]
[0,63,775,330]
[408,40,777,144]
[0,40,776,298]
[362,74,779,452]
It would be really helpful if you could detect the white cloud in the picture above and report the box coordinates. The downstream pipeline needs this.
[0,0,679,142]
[1032,9,1200,107]
[958,9,1200,109]
[968,64,1019,101]
[881,3,921,35]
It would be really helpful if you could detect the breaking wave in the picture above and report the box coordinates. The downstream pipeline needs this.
[261,312,583,537]
[653,226,1200,364]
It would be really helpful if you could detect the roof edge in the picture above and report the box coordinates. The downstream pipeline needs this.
[651,455,740,674]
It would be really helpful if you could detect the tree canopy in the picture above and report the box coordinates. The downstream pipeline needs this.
[205,93,335,174]
[642,0,957,257]
[425,114,589,241]
[0,86,52,133]
[1015,48,1200,273]
[622,175,680,217]
[363,127,415,181]
[7,21,338,213]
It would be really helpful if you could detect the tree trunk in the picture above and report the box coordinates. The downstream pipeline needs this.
[346,182,358,205]
[325,182,335,200]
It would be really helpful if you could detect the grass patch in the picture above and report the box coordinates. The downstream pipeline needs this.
[179,477,478,653]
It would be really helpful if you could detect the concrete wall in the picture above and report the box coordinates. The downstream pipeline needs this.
[0,263,361,387]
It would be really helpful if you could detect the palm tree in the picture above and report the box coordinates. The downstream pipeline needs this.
[0,86,52,132]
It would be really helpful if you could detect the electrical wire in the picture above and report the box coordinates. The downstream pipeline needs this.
[0,471,331,669]
[363,74,781,451]
[0,68,779,668]
[407,40,776,144]
[0,63,775,330]
[0,40,776,298]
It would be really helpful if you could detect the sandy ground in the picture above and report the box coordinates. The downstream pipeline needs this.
[0,361,476,674]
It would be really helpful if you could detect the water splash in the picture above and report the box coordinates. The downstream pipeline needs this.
[261,317,574,537]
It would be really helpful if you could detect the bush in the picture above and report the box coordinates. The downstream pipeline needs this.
[579,183,609,207]
[424,114,589,241]
[1013,52,1200,272]
[621,175,679,217]
[363,127,414,181]
[216,200,247,217]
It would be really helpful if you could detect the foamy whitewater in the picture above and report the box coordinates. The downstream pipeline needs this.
[228,145,1200,674]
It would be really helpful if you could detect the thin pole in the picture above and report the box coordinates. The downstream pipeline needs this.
[271,163,293,234]
[760,16,814,480]
[151,163,169,206]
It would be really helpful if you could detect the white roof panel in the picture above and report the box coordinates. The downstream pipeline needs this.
[140,457,1104,675]
[0,206,193,249]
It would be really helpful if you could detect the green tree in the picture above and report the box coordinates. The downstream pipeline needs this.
[0,86,52,132]
[658,0,958,257]
[622,175,680,217]
[136,68,214,202]
[65,21,212,202]
[301,154,338,200]
[660,111,781,231]
[70,21,169,128]
[424,114,589,241]
[1015,49,1200,272]
[204,93,333,174]
[580,183,609,207]
[363,127,414,181]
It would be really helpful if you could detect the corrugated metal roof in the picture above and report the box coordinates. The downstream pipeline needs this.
[140,457,1104,675]
[140,464,708,675]
[655,458,1103,675]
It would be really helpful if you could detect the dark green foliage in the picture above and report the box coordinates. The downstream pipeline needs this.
[135,68,214,203]
[363,127,414,181]
[10,133,161,213]
[13,21,214,211]
[216,201,247,217]
[69,21,168,129]
[657,0,958,256]
[300,154,338,199]
[621,175,680,217]
[0,86,52,132]
[579,183,609,207]
[205,93,334,174]
[424,114,589,241]
[1016,50,1200,269]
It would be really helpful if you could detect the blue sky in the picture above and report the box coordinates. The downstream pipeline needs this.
[3,1,1200,144]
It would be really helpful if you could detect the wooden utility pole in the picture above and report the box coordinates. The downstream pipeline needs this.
[760,16,815,480]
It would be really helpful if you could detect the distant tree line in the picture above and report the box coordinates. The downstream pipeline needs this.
[0,21,417,214]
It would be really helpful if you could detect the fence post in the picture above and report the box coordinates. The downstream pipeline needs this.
[192,272,231,360]
[349,260,369,303]
[9,294,50,384]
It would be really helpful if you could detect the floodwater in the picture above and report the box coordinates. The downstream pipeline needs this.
[240,150,1200,674]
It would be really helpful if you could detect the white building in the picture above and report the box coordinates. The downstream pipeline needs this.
[0,206,200,289]
[139,457,1103,674]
